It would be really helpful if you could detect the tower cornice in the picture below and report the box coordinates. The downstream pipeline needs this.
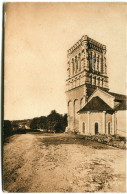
[67,35,106,56]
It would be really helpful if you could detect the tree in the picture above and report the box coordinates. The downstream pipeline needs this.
[3,120,12,138]
[30,110,68,133]
[38,116,47,129]
[30,118,38,129]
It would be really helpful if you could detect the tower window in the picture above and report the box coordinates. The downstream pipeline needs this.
[78,53,81,71]
[98,77,100,86]
[72,58,74,74]
[102,78,104,87]
[90,75,92,85]
[95,77,96,85]
[93,76,96,85]
[97,56,99,71]
[75,56,78,71]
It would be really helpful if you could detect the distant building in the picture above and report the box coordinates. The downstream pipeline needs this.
[66,35,127,137]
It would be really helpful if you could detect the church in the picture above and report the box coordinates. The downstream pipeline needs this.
[65,35,127,137]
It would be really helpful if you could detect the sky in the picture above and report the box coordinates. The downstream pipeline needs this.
[4,2,127,120]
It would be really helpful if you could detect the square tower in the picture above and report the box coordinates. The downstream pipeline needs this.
[66,35,109,132]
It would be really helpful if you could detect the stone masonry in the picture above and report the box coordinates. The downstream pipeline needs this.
[66,35,109,132]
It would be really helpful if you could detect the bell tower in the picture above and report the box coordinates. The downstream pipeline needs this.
[66,35,109,132]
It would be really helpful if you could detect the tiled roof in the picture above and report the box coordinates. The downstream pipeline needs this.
[78,96,113,113]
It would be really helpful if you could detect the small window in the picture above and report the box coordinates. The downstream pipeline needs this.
[108,122,110,134]
[82,122,85,133]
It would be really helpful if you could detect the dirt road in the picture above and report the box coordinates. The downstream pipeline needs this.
[3,133,126,192]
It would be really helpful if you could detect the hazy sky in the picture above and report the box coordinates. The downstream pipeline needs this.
[4,2,127,120]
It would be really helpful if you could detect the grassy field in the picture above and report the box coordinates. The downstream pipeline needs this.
[3,133,126,192]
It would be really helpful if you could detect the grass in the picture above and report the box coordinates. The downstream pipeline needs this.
[38,133,113,149]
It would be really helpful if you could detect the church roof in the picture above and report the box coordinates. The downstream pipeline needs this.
[87,87,96,98]
[78,96,113,113]
[107,91,127,101]
[86,86,109,98]
[114,100,127,111]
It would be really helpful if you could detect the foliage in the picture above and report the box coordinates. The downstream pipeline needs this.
[30,116,47,130]
[30,110,67,133]
[3,120,13,138]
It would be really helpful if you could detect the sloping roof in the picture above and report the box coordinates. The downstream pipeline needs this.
[108,91,127,101]
[78,96,113,113]
[87,87,96,98]
[87,86,127,101]
[86,86,109,99]
[115,100,127,111]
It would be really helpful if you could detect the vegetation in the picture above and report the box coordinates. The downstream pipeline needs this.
[3,120,13,138]
[3,110,67,139]
[30,110,67,133]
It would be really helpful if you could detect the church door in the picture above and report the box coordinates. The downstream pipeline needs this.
[95,122,98,134]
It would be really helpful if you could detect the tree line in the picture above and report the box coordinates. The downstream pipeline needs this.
[3,110,67,139]
[30,110,67,133]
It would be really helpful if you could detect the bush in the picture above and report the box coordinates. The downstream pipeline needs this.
[3,120,12,138]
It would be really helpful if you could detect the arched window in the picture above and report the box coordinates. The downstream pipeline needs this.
[97,56,99,71]
[98,77,100,87]
[94,53,96,70]
[90,75,92,85]
[90,52,92,71]
[93,76,96,85]
[101,57,103,73]
[102,78,104,87]
[82,122,85,133]
[108,122,110,134]
[75,56,78,71]
[78,53,81,71]
[95,122,98,134]
[92,54,95,71]
[72,58,74,75]
[95,77,96,86]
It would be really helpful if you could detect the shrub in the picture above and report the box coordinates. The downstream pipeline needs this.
[3,120,12,138]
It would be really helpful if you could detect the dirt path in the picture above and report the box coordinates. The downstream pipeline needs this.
[3,133,126,192]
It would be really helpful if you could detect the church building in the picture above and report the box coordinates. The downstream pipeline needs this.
[65,35,126,137]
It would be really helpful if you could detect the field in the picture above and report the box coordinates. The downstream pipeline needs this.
[3,133,126,192]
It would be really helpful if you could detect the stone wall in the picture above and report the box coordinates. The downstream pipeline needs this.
[66,85,87,132]
[79,112,104,135]
[80,134,126,149]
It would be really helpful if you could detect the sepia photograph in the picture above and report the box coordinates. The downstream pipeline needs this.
[2,2,127,192]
